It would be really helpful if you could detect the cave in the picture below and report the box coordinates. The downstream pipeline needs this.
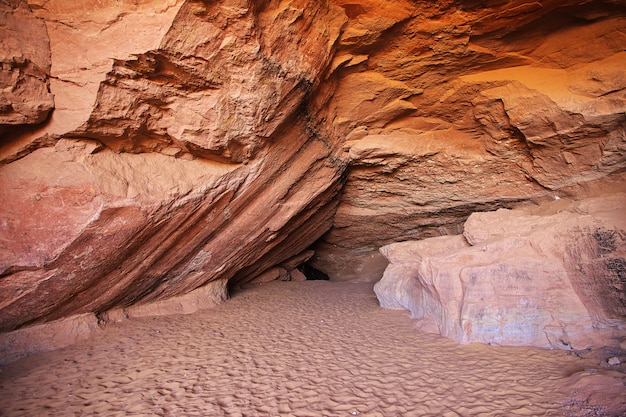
[298,264,331,281]
[0,0,625,415]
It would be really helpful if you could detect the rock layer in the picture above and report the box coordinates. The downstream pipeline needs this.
[0,0,625,347]
[310,0,626,280]
[0,0,348,333]
[374,194,626,349]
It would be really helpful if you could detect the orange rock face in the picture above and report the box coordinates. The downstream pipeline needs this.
[0,0,624,351]
[0,0,348,333]
[310,0,626,280]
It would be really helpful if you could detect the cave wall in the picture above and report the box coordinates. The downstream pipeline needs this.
[0,0,349,333]
[0,0,625,339]
[309,0,626,280]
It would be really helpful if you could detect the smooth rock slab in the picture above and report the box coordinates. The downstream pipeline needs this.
[375,194,626,349]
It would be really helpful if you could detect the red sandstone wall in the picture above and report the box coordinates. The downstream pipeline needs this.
[0,0,624,337]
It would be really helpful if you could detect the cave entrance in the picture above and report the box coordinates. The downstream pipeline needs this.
[297,263,330,281]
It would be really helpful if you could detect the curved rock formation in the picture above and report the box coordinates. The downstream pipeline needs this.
[0,0,348,334]
[310,0,626,280]
[0,0,625,354]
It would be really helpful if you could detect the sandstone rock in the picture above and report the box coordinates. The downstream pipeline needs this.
[311,0,626,280]
[244,267,289,286]
[1,0,625,357]
[0,313,99,365]
[0,0,54,133]
[278,250,315,271]
[0,0,348,333]
[608,357,621,366]
[0,0,185,165]
[335,0,415,48]
[289,268,307,282]
[67,0,346,163]
[0,278,227,364]
[242,251,316,286]
[374,194,626,349]
[564,369,626,417]
[105,277,228,320]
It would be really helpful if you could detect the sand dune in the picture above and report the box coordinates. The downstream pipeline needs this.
[1,281,624,416]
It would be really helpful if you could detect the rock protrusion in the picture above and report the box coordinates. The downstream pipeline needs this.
[375,193,626,349]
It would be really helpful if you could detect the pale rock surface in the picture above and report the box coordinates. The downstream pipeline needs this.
[375,193,626,349]
[0,0,185,164]
[103,277,228,320]
[0,0,53,134]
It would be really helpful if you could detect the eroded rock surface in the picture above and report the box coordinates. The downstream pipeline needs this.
[0,0,625,357]
[375,194,626,349]
[0,0,53,135]
[0,0,348,335]
[310,0,626,280]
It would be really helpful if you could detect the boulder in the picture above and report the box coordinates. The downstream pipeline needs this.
[374,194,626,349]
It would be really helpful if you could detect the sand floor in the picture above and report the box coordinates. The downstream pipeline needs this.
[0,281,624,417]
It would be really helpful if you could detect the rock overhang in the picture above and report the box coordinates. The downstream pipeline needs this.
[0,0,624,356]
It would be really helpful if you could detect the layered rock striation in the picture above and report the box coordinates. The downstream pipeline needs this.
[310,0,626,280]
[0,0,348,336]
[0,0,625,354]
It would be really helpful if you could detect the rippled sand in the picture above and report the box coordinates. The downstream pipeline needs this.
[1,281,624,416]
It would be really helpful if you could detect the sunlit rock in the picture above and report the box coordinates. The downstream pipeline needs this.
[310,0,626,280]
[0,0,348,333]
[0,0,624,355]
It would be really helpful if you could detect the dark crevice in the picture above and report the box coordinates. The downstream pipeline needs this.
[297,263,330,281]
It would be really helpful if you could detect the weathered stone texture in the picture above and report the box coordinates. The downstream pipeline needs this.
[375,193,626,349]
[0,0,347,334]
[310,0,626,281]
[0,0,624,352]
[0,0,53,133]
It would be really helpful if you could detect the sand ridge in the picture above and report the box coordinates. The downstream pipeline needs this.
[0,281,622,416]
